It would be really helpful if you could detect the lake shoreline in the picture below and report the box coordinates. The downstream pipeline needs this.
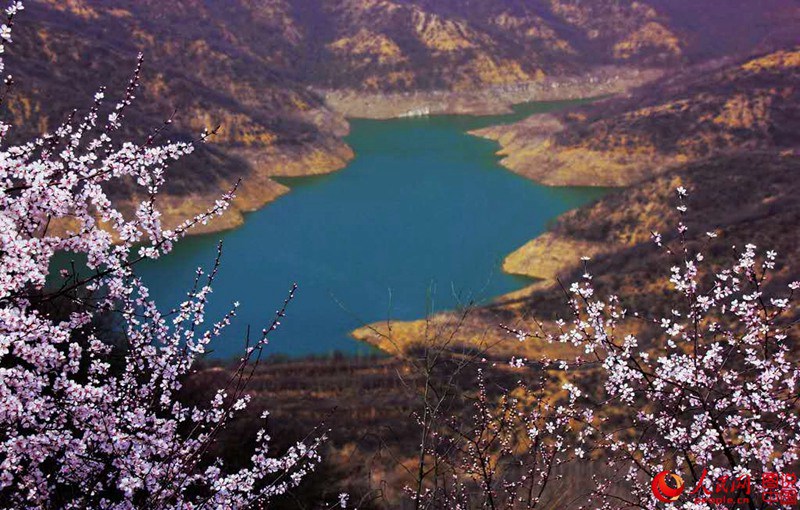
[322,67,661,119]
[133,103,608,358]
[149,67,661,239]
[119,81,650,360]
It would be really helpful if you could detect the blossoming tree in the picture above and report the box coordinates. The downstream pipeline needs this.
[0,3,323,508]
[506,188,799,508]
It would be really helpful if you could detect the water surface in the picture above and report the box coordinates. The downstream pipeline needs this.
[134,100,606,358]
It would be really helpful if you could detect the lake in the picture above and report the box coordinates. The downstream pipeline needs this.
[135,100,607,358]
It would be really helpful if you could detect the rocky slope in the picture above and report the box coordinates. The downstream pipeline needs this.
[4,1,798,232]
[473,47,800,186]
[298,0,798,92]
[5,0,355,233]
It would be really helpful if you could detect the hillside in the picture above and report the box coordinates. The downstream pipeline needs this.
[306,0,798,115]
[473,47,800,186]
[290,0,798,92]
[4,1,798,231]
[3,0,357,233]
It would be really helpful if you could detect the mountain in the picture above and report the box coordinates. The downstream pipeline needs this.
[197,0,800,93]
[4,0,354,232]
[473,47,800,186]
[4,1,798,230]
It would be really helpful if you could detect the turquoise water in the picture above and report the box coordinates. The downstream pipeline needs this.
[125,100,606,358]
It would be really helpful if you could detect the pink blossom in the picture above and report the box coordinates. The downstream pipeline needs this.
[0,7,320,508]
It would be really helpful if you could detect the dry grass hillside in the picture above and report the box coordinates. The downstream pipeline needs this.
[4,1,357,233]
[301,0,798,91]
[183,351,600,508]
[5,1,798,232]
[474,48,800,186]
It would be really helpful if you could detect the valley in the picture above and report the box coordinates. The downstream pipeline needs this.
[6,0,798,234]
[5,2,800,507]
[353,48,800,360]
[132,100,606,359]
